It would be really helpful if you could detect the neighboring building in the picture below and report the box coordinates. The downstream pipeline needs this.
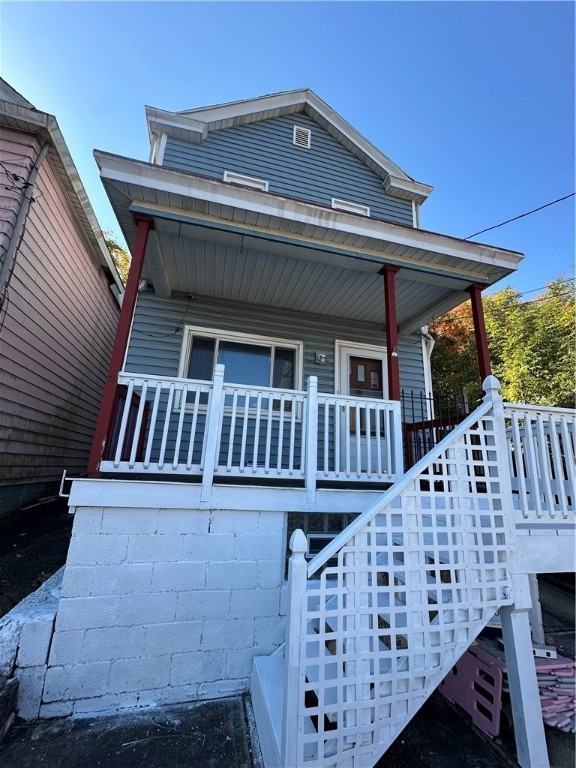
[11,90,573,768]
[0,79,123,515]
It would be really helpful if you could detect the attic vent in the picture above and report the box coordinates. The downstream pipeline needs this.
[331,198,370,217]
[223,171,269,191]
[293,125,311,149]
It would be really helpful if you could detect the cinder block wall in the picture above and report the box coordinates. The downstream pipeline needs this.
[42,505,287,717]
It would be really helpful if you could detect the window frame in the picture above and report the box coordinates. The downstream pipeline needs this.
[178,325,304,391]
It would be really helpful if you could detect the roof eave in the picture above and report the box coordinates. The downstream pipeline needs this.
[94,150,522,286]
[0,100,124,295]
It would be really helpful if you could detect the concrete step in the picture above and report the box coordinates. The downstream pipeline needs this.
[251,655,284,768]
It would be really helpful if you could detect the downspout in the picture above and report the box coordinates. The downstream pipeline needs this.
[0,140,50,311]
[420,325,435,419]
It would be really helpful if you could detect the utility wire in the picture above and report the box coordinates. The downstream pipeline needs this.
[518,277,576,297]
[464,193,575,240]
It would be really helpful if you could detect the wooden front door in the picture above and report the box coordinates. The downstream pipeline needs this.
[349,356,384,434]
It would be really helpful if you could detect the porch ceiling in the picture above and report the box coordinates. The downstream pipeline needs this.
[95,150,523,332]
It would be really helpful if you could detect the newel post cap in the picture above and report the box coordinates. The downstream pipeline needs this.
[289,529,308,555]
[483,375,501,395]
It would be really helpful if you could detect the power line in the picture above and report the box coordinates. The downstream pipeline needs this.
[464,193,575,240]
[518,277,576,297]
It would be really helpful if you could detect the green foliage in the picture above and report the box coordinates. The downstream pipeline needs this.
[430,276,575,408]
[104,230,131,285]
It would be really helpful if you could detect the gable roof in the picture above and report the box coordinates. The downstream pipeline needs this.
[145,89,433,205]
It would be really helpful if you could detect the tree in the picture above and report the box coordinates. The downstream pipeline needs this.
[104,230,131,285]
[430,276,575,408]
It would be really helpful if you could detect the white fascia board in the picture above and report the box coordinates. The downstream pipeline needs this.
[0,101,124,295]
[145,106,207,144]
[94,152,523,276]
[383,174,433,204]
[302,91,421,186]
[177,88,310,121]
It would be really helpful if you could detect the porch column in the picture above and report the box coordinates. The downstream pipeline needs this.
[468,283,492,382]
[87,214,155,476]
[381,265,401,401]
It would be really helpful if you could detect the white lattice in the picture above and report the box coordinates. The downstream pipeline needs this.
[284,386,516,767]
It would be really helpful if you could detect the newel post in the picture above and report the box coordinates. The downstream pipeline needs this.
[200,364,225,504]
[305,375,318,508]
[281,529,307,768]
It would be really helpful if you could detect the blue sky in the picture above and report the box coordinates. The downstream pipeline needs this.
[1,1,574,297]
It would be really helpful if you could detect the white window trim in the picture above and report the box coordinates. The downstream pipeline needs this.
[293,125,311,148]
[178,325,304,389]
[223,170,269,192]
[331,198,370,217]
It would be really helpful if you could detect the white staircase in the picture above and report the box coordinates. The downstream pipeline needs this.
[251,378,576,768]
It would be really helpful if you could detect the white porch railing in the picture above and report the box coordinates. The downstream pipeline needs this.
[99,365,403,487]
[504,403,576,522]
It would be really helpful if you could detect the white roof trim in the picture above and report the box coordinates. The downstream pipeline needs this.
[94,151,522,277]
[145,89,433,203]
[0,100,124,294]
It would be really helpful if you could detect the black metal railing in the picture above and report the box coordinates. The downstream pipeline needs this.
[401,389,472,468]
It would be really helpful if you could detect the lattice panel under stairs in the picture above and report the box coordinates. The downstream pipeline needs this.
[291,408,515,767]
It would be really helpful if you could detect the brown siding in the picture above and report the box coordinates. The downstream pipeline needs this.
[0,130,37,267]
[0,146,119,490]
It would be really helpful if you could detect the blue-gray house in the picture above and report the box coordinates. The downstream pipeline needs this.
[47,91,574,768]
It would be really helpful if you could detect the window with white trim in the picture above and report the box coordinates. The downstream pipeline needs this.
[223,170,269,191]
[293,125,311,148]
[331,197,370,216]
[179,326,302,390]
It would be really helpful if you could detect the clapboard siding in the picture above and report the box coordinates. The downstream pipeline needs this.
[0,150,119,495]
[125,293,426,396]
[0,130,37,260]
[162,114,413,226]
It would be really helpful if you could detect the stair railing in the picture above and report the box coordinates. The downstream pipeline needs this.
[282,376,517,767]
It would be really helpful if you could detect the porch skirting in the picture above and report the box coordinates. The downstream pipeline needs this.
[40,480,288,717]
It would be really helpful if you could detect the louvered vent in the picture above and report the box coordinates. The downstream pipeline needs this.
[293,125,311,148]
[331,197,370,216]
[223,170,269,191]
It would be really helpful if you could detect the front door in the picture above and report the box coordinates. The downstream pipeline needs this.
[336,343,388,473]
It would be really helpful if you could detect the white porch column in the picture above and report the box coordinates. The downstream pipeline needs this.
[305,375,318,508]
[500,573,549,768]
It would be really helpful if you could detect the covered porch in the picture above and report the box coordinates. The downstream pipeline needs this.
[88,150,522,483]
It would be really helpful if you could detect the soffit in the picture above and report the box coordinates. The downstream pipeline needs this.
[96,151,522,331]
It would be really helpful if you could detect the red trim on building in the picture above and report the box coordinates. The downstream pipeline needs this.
[468,283,492,382]
[87,215,155,476]
[381,265,401,401]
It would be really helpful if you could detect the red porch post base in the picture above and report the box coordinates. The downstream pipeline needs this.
[469,283,492,383]
[381,265,401,401]
[87,215,154,476]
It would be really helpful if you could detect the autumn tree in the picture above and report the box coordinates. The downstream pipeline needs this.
[430,276,575,408]
[104,230,131,285]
